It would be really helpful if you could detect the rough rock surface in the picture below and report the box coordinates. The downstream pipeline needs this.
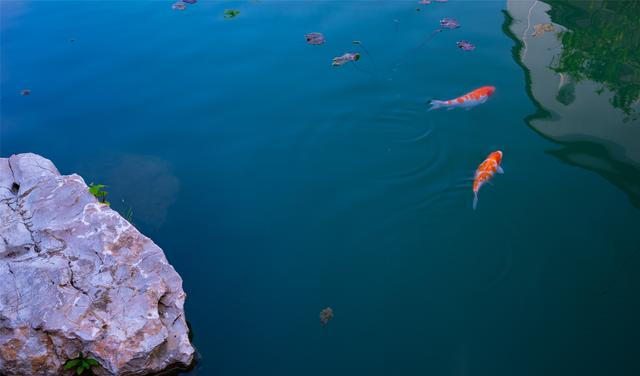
[0,153,194,376]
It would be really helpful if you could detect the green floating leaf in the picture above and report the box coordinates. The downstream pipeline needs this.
[224,9,240,18]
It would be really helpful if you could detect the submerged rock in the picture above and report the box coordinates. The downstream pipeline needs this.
[0,153,194,376]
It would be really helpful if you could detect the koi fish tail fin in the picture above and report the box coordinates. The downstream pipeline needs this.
[428,100,446,111]
[472,192,478,210]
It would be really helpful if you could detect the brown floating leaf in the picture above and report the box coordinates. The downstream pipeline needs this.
[305,32,325,45]
[332,53,360,66]
[532,23,555,37]
[319,307,334,325]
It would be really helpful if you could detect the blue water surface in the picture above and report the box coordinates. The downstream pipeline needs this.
[2,1,640,375]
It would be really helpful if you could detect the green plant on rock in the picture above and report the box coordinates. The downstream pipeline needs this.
[88,183,110,206]
[64,354,99,375]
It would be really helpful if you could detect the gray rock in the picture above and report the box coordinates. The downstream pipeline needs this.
[0,153,194,375]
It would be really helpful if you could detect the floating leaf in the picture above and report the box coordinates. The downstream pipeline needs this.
[224,9,240,18]
[456,40,475,51]
[332,53,360,66]
[20,89,31,96]
[305,32,325,45]
[532,23,554,37]
[319,307,334,325]
[182,0,197,4]
[440,18,459,29]
[418,0,431,4]
[172,2,186,10]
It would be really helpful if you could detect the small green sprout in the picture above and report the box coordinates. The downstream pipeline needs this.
[64,354,99,375]
[224,9,240,18]
[88,183,110,206]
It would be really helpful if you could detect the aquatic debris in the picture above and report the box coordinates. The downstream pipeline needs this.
[532,23,554,37]
[172,2,186,10]
[319,307,334,325]
[305,32,325,45]
[332,53,360,66]
[440,18,460,29]
[456,40,475,51]
[419,0,431,4]
[224,9,240,18]
[20,89,31,96]
[182,0,197,4]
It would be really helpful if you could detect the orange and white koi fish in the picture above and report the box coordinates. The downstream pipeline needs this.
[429,86,495,111]
[472,151,503,210]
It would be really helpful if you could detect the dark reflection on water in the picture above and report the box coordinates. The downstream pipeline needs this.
[504,0,640,209]
[547,142,640,208]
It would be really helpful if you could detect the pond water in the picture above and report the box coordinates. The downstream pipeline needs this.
[2,1,640,375]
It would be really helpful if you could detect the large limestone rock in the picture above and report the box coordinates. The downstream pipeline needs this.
[0,153,194,375]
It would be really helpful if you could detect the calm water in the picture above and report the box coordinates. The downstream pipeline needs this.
[2,1,640,375]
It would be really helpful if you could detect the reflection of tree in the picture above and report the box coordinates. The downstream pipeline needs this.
[546,0,640,116]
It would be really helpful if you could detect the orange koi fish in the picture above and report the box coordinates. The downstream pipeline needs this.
[472,151,503,210]
[429,86,495,111]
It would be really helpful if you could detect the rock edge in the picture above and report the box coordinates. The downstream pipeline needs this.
[0,153,194,376]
